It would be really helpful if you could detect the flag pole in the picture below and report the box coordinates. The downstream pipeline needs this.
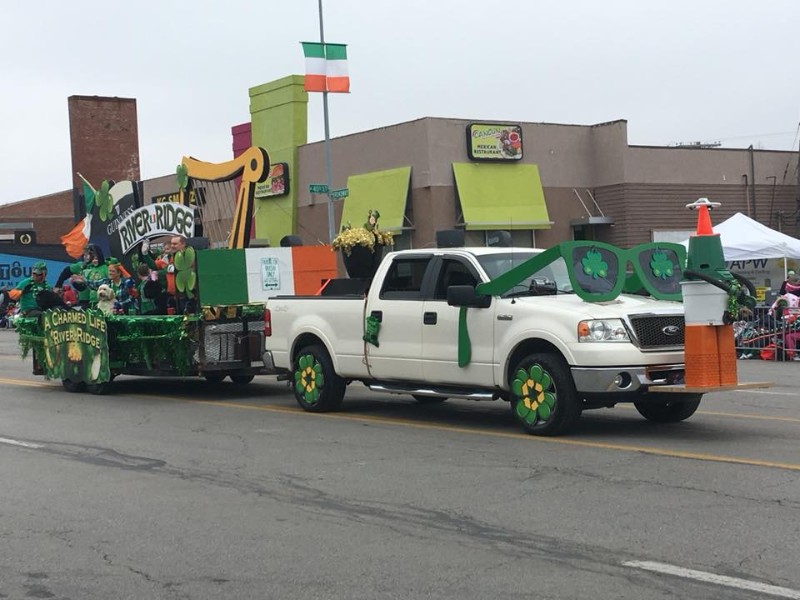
[318,0,336,243]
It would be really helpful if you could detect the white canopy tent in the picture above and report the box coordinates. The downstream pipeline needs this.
[682,212,800,278]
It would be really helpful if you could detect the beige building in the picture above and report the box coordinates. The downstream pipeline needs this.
[292,116,799,251]
[2,80,798,261]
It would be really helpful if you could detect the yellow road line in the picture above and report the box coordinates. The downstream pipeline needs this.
[0,376,51,388]
[1,377,799,472]
[143,394,800,473]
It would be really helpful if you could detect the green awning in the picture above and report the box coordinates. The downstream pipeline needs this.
[453,163,551,230]
[340,166,411,232]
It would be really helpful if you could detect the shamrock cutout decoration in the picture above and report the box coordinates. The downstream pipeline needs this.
[511,364,555,424]
[650,251,675,280]
[581,248,608,279]
[295,353,324,404]
[96,180,113,222]
[363,314,381,347]
[173,246,197,299]
[176,163,189,190]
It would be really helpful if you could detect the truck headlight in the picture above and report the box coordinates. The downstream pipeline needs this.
[578,319,630,342]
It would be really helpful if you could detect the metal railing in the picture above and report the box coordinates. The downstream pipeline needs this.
[734,306,800,362]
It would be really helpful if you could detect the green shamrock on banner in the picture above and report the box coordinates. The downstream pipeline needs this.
[649,251,675,279]
[581,248,608,279]
[96,180,113,222]
[173,246,197,299]
[176,164,189,190]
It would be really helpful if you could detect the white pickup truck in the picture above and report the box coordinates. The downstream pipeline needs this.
[264,246,696,435]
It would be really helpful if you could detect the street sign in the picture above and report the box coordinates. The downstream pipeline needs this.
[309,184,329,194]
[329,188,349,199]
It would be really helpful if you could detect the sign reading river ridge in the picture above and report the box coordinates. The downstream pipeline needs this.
[118,202,195,254]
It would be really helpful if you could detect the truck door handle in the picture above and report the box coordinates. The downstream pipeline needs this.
[371,310,382,323]
[423,311,437,325]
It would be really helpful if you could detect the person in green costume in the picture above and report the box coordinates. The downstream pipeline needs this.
[8,261,51,316]
[68,244,110,307]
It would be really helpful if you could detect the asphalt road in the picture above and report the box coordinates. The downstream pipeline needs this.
[1,329,798,600]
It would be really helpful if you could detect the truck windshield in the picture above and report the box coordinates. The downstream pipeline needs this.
[476,252,574,297]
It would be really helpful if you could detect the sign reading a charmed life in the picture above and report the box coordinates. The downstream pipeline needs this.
[117,202,195,254]
[41,309,111,384]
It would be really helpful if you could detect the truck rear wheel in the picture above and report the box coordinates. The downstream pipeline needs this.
[634,394,702,423]
[509,352,580,436]
[204,374,226,384]
[230,374,254,385]
[293,345,345,412]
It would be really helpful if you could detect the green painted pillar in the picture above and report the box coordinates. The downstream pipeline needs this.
[249,75,308,246]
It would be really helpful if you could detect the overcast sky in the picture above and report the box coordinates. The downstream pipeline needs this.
[1,0,799,206]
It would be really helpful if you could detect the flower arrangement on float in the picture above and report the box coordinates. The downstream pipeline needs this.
[331,209,394,278]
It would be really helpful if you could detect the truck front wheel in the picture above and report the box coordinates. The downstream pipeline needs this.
[293,345,345,412]
[634,394,702,423]
[509,353,580,436]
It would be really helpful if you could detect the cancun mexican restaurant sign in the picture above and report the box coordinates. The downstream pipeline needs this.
[40,309,111,384]
[466,123,523,161]
[117,202,195,255]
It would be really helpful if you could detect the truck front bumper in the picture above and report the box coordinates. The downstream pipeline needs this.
[571,364,685,395]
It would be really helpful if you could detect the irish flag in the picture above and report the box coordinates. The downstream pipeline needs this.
[301,42,350,93]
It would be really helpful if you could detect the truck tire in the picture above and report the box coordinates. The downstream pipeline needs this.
[204,374,226,384]
[230,374,254,385]
[509,352,580,436]
[293,345,345,412]
[634,394,702,423]
[62,379,86,393]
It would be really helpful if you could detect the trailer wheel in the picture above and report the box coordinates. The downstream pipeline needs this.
[634,394,702,423]
[293,345,345,412]
[230,374,254,385]
[509,352,580,436]
[204,374,226,383]
[87,382,112,395]
[62,379,86,393]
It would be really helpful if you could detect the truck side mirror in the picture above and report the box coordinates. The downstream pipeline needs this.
[447,285,491,308]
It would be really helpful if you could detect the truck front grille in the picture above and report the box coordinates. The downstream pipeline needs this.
[628,315,685,349]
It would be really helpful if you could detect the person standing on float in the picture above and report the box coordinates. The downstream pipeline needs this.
[8,261,51,316]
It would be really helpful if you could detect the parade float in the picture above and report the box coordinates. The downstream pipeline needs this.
[17,147,336,393]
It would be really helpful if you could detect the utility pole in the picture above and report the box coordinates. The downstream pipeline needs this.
[748,145,757,221]
[317,0,336,244]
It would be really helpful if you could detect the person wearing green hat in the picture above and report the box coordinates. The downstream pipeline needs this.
[8,261,51,316]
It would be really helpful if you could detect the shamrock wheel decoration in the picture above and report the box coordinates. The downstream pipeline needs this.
[173,246,197,299]
[581,248,608,279]
[295,353,325,404]
[512,363,555,424]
